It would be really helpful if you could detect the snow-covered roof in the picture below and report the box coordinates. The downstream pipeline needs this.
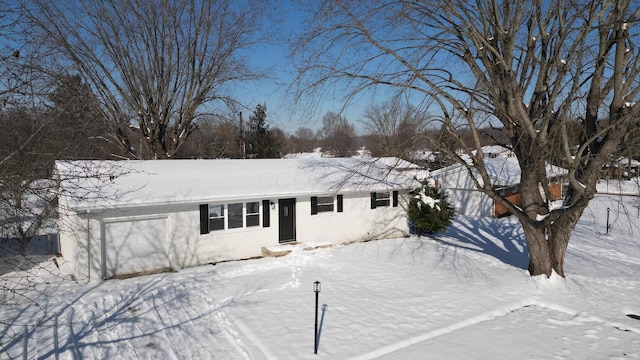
[431,156,567,187]
[282,148,324,159]
[375,157,418,169]
[617,157,640,167]
[476,145,513,157]
[376,157,429,181]
[56,158,420,211]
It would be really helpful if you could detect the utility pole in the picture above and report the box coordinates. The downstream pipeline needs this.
[239,111,246,159]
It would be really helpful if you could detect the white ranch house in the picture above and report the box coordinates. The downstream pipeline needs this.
[56,158,420,282]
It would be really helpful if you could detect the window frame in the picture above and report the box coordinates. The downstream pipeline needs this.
[246,201,260,227]
[227,202,244,229]
[316,196,334,213]
[311,195,344,215]
[208,204,225,231]
[200,200,268,234]
[375,192,391,207]
[371,191,399,209]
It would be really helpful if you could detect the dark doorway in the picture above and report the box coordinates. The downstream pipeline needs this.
[279,198,296,243]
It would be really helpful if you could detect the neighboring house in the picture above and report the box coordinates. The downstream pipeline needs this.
[55,158,419,282]
[376,157,429,182]
[616,157,640,178]
[431,149,566,217]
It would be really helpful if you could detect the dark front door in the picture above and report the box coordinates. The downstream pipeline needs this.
[279,198,296,243]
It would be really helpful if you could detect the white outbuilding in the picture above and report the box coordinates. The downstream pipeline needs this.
[431,154,566,217]
[56,158,419,282]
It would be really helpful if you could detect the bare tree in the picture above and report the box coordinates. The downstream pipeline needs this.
[293,0,640,277]
[285,127,318,154]
[24,0,266,159]
[1,7,65,255]
[174,114,242,159]
[0,108,56,255]
[362,101,429,158]
[319,111,358,157]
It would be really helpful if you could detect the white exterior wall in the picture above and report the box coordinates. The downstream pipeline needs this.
[172,202,279,267]
[58,211,102,282]
[62,192,410,281]
[296,192,409,244]
[444,189,492,217]
[66,202,280,281]
[432,166,493,217]
[57,195,78,276]
[58,191,107,282]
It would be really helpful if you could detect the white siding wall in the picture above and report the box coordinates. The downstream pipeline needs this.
[63,192,410,281]
[296,192,409,244]
[59,210,102,282]
[172,202,279,267]
[444,189,492,217]
[432,166,493,217]
[57,195,79,277]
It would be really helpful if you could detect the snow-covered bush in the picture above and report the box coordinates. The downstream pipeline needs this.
[408,181,455,235]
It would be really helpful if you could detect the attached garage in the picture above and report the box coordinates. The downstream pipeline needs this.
[103,216,170,278]
[56,158,420,282]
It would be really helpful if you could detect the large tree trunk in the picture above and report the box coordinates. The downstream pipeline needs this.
[522,222,553,276]
[517,151,587,277]
[522,221,575,277]
[520,189,587,277]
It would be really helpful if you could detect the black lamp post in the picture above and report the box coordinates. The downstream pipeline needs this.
[606,207,611,235]
[314,280,321,354]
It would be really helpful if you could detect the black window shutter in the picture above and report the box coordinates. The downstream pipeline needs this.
[262,200,270,227]
[393,191,399,207]
[337,195,343,212]
[199,204,209,234]
[311,196,318,215]
[370,192,377,209]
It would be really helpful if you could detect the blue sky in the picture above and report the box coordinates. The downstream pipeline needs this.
[0,0,384,135]
[235,1,376,135]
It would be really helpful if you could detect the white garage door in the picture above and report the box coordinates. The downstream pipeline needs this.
[104,217,170,278]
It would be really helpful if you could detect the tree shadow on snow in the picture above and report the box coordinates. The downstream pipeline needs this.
[429,216,529,270]
[0,270,260,359]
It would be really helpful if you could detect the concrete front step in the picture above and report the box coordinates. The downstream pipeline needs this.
[261,241,332,257]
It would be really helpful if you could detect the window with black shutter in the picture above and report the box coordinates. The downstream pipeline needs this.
[200,201,266,234]
[311,196,334,214]
[371,192,391,208]
[208,204,225,230]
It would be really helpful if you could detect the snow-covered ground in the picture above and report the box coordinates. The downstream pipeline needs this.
[2,192,640,359]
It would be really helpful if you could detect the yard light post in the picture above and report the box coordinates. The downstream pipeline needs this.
[314,280,321,354]
[606,207,611,235]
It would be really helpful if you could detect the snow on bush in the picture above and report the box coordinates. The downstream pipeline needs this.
[408,181,455,235]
